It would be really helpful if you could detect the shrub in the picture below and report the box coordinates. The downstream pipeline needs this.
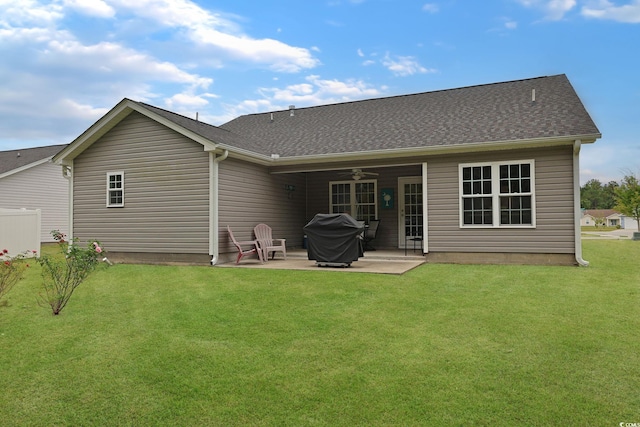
[0,248,33,305]
[37,231,106,315]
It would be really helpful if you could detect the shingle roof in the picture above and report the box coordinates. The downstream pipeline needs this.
[584,209,620,218]
[137,101,268,154]
[0,144,67,176]
[220,74,600,158]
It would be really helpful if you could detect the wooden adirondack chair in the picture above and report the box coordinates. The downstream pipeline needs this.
[253,223,287,261]
[228,225,263,264]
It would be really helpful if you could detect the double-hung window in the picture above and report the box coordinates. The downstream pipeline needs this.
[459,160,535,228]
[329,180,377,222]
[107,171,124,207]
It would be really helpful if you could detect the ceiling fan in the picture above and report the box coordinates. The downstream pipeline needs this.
[338,168,379,180]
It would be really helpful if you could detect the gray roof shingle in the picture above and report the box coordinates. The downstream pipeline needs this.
[220,74,600,158]
[137,101,268,154]
[0,144,67,176]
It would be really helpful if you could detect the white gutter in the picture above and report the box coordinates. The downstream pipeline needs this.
[209,150,229,265]
[573,140,589,266]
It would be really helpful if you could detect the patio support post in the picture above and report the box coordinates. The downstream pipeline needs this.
[422,162,428,253]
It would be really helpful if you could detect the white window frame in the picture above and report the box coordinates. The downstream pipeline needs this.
[107,171,125,208]
[329,179,378,221]
[459,160,536,228]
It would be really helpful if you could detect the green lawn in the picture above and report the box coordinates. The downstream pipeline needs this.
[1,240,639,426]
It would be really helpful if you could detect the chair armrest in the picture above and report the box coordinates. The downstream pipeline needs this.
[238,240,259,246]
[273,238,286,245]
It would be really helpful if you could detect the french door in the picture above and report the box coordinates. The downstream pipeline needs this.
[398,177,423,249]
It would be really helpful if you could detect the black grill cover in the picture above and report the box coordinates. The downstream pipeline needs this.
[303,214,364,263]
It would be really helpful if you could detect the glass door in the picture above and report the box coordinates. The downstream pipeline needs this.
[398,177,423,249]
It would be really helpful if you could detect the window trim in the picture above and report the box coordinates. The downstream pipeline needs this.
[106,171,125,208]
[329,179,378,221]
[458,160,536,229]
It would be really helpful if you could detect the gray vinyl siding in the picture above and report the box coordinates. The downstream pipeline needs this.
[304,146,575,254]
[427,146,575,253]
[219,158,307,252]
[73,112,210,253]
[0,162,69,242]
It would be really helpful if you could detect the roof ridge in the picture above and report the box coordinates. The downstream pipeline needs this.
[240,74,565,117]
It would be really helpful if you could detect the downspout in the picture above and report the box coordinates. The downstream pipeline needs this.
[62,163,73,243]
[209,149,229,265]
[573,140,589,266]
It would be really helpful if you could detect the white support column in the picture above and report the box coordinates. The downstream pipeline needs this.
[422,162,429,253]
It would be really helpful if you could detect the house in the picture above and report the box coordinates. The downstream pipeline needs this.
[0,144,69,242]
[52,74,601,266]
[581,209,638,230]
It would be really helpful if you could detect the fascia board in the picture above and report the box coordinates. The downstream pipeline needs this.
[266,133,602,171]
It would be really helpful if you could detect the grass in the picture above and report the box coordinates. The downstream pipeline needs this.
[1,240,639,426]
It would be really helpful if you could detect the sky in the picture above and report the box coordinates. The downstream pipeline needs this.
[1,0,638,184]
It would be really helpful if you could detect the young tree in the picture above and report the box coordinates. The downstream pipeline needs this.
[615,174,640,231]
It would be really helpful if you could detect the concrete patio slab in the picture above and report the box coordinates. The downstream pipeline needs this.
[215,249,426,275]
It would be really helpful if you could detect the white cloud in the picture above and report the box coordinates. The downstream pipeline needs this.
[263,75,384,105]
[58,99,111,120]
[357,48,365,57]
[422,3,439,13]
[111,0,320,72]
[515,0,577,20]
[382,54,436,77]
[0,0,63,26]
[0,0,216,143]
[208,75,387,124]
[0,0,324,147]
[505,20,518,29]
[582,0,640,23]
[62,0,115,18]
[44,39,212,89]
[165,92,219,113]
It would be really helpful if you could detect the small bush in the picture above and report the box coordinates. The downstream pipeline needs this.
[37,231,106,315]
[0,248,34,305]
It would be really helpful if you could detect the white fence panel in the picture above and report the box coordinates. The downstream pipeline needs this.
[0,208,41,257]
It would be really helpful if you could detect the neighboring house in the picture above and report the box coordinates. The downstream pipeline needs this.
[582,209,639,230]
[581,209,618,227]
[0,145,69,243]
[53,74,601,266]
